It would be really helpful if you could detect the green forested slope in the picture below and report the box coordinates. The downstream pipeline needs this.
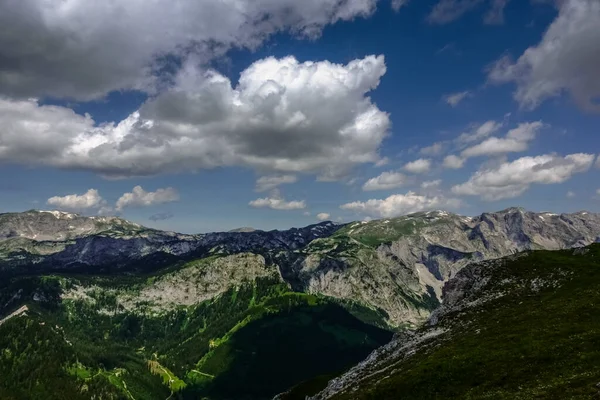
[0,269,392,400]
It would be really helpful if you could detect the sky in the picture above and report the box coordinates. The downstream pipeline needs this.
[0,0,599,233]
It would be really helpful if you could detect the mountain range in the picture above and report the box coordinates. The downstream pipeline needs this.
[2,208,599,327]
[0,207,599,399]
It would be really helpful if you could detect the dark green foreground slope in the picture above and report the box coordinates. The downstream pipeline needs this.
[0,273,392,400]
[321,244,600,400]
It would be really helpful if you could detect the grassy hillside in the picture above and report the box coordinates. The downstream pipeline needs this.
[0,263,392,400]
[324,244,600,400]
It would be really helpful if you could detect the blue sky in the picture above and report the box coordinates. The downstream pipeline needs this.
[0,0,598,233]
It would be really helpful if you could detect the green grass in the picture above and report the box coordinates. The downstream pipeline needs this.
[330,244,600,400]
[66,363,93,380]
[332,214,450,248]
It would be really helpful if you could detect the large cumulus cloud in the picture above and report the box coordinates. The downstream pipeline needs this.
[0,55,389,180]
[341,191,461,218]
[0,0,379,100]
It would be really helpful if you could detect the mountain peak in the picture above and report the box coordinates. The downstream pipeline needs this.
[0,210,149,242]
[36,210,80,219]
[497,207,527,214]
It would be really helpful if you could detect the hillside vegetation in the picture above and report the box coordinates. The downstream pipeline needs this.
[312,244,600,400]
[0,260,392,400]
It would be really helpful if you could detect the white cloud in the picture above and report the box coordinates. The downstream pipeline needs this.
[0,99,95,165]
[116,186,179,211]
[249,189,306,210]
[303,211,312,216]
[460,121,544,158]
[597,188,600,196]
[484,0,510,25]
[420,142,445,156]
[421,180,442,189]
[443,91,471,107]
[403,159,432,174]
[505,121,543,141]
[452,153,596,200]
[374,157,390,167]
[461,137,527,158]
[0,55,389,180]
[392,0,410,11]
[47,189,106,212]
[443,155,466,169]
[97,206,115,216]
[317,212,331,221]
[566,190,576,198]
[428,0,483,24]
[255,175,298,192]
[428,0,511,25]
[340,191,461,218]
[488,0,600,111]
[0,0,378,100]
[363,171,410,191]
[456,120,503,144]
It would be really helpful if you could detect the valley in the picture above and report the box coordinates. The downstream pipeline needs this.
[0,208,599,399]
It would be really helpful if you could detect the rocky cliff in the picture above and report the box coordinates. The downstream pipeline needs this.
[285,208,600,326]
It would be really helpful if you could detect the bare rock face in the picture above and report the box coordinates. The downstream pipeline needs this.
[0,210,203,270]
[63,253,279,315]
[125,253,278,310]
[0,210,150,241]
[284,209,600,326]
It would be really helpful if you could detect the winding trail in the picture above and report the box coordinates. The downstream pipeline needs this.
[0,306,29,327]
[190,369,215,378]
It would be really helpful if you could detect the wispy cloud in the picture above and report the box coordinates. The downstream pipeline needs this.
[443,91,471,107]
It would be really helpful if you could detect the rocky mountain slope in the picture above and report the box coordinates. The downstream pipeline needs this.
[0,210,340,273]
[1,208,599,328]
[286,208,600,326]
[307,244,600,400]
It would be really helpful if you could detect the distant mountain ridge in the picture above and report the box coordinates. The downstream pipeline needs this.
[1,208,599,327]
[0,210,152,241]
[0,210,341,273]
